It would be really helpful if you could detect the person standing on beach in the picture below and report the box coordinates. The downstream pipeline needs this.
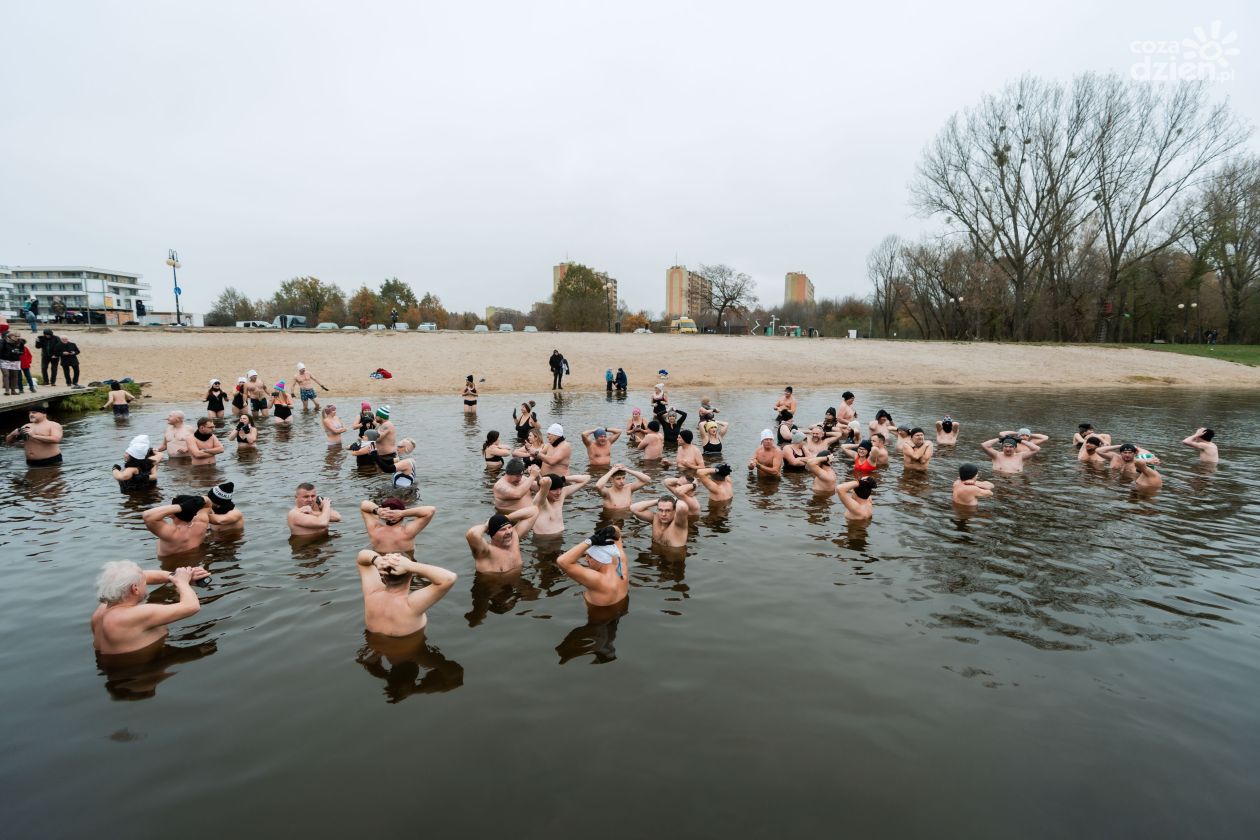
[292,363,324,410]
[36,329,60,386]
[245,370,270,418]
[91,561,210,655]
[354,549,457,636]
[549,350,565,389]
[614,367,628,393]
[5,404,64,466]
[58,335,81,386]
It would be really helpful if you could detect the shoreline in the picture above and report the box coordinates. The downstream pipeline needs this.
[28,328,1260,403]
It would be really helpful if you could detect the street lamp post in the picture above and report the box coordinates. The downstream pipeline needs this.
[1191,301,1198,343]
[166,249,182,326]
[1178,303,1187,343]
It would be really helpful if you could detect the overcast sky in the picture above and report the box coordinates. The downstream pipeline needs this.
[2,1,1256,317]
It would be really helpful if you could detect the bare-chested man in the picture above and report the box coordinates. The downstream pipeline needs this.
[371,406,399,473]
[157,410,194,457]
[1073,423,1111,450]
[490,459,532,510]
[581,426,622,468]
[802,424,842,457]
[288,482,342,536]
[5,404,63,467]
[1077,436,1108,465]
[360,498,437,554]
[773,386,797,418]
[748,429,783,478]
[1096,442,1163,490]
[542,423,573,475]
[869,433,891,467]
[935,416,961,445]
[1181,428,1218,463]
[980,436,1041,473]
[1000,427,1049,454]
[836,477,876,521]
[837,390,857,424]
[245,370,270,418]
[902,427,933,470]
[595,463,651,510]
[292,362,325,410]
[91,561,210,655]
[637,420,664,461]
[207,482,244,535]
[465,505,541,574]
[354,549,457,636]
[802,454,838,495]
[534,472,591,537]
[556,526,629,608]
[672,429,704,470]
[693,463,735,502]
[630,490,692,549]
[142,495,211,556]
[188,417,225,463]
[952,463,994,507]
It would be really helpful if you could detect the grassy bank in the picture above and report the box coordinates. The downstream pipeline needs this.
[1130,343,1260,367]
[57,382,144,412]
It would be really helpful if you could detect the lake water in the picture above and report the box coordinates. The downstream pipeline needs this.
[2,386,1258,837]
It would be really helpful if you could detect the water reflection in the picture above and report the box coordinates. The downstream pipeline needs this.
[355,630,464,702]
[96,637,218,701]
[464,570,542,627]
[555,596,629,664]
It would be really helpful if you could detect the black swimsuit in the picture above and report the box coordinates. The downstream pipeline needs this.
[275,403,292,420]
[232,391,245,410]
[514,412,535,442]
[464,387,477,407]
[702,440,722,454]
[207,390,226,412]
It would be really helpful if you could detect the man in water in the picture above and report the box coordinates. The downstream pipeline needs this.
[692,463,735,502]
[951,463,994,507]
[354,549,458,636]
[630,490,692,548]
[493,458,537,511]
[902,427,933,470]
[464,505,541,574]
[580,426,622,468]
[1077,436,1108,466]
[555,526,629,608]
[748,429,783,478]
[980,436,1041,473]
[371,406,399,474]
[245,370,270,418]
[999,427,1049,454]
[359,497,437,554]
[288,482,342,536]
[5,403,63,467]
[1181,428,1218,463]
[935,416,960,445]
[142,495,211,556]
[91,561,211,655]
[636,420,664,461]
[207,482,244,534]
[671,429,704,470]
[1096,442,1163,490]
[594,463,652,510]
[292,362,325,410]
[188,417,225,463]
[837,391,857,424]
[158,410,194,457]
[541,423,573,475]
[836,477,877,521]
[533,473,591,537]
[773,386,797,417]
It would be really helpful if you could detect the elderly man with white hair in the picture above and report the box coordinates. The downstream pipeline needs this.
[157,410,194,457]
[90,561,210,655]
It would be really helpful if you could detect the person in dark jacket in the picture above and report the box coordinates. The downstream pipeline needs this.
[59,337,82,386]
[36,329,61,386]
[549,350,565,390]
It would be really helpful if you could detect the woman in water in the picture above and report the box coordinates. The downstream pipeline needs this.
[482,430,512,470]
[650,383,669,418]
[388,438,420,489]
[839,439,879,476]
[462,375,478,414]
[513,427,545,469]
[625,408,649,444]
[775,410,797,446]
[698,397,719,424]
[231,377,247,417]
[229,414,258,449]
[111,434,162,493]
[698,419,729,456]
[513,400,538,443]
[322,404,347,446]
[271,381,294,425]
[102,380,135,418]
[203,379,227,419]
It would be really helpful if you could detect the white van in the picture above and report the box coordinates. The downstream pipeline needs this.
[235,320,273,329]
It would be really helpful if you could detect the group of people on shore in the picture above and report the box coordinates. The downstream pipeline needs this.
[0,326,81,395]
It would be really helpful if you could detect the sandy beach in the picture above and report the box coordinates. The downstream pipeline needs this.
[33,327,1260,402]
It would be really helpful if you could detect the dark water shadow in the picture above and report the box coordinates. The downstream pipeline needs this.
[464,569,543,627]
[556,596,629,665]
[355,629,464,702]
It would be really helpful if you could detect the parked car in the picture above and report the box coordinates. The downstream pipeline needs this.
[272,314,307,329]
[367,323,386,331]
[236,320,274,329]
[315,322,339,330]
[498,323,514,332]
[395,323,410,331]
[418,322,437,332]
[473,324,490,333]
[633,327,651,334]
[341,325,360,331]
[523,325,538,333]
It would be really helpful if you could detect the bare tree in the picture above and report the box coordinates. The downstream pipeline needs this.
[1088,75,1251,339]
[698,264,759,330]
[1196,157,1260,340]
[867,235,905,337]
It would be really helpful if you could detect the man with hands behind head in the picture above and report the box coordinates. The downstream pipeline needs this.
[360,498,436,554]
[354,550,458,636]
[91,561,211,655]
[556,526,629,608]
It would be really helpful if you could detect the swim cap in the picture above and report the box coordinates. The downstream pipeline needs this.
[854,477,876,499]
[791,430,806,443]
[594,428,607,438]
[547,423,563,437]
[361,402,371,411]
[210,481,234,502]
[1017,427,1031,437]
[959,463,979,481]
[171,494,205,522]
[544,473,567,490]
[375,406,390,419]
[589,526,617,546]
[680,429,694,444]
[715,463,732,479]
[910,427,924,437]
[486,513,511,536]
[392,472,414,489]
[1002,437,1019,447]
[1119,443,1137,453]
[248,369,258,377]
[760,429,774,441]
[858,439,872,453]
[126,435,151,460]
[505,458,525,475]
[364,429,380,442]
[632,408,641,415]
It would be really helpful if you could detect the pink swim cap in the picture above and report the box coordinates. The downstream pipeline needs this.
[632,408,641,415]
[361,401,371,410]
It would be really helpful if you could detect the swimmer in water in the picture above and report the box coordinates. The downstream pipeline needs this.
[1096,442,1162,490]
[288,482,342,537]
[1073,423,1111,450]
[245,370,270,418]
[637,420,664,462]
[354,550,457,636]
[103,380,135,417]
[541,423,573,475]
[697,420,730,456]
[902,427,933,471]
[672,429,705,471]
[951,463,994,507]
[869,409,896,440]
[465,506,541,574]
[359,498,437,554]
[980,435,1041,473]
[512,400,538,442]
[802,453,839,495]
[5,404,64,467]
[271,381,294,425]
[630,491,692,549]
[202,379,226,419]
[835,477,877,521]
[207,482,243,535]
[581,426,623,469]
[461,374,478,414]
[493,459,538,511]
[112,435,163,492]
[229,414,258,449]
[188,417,225,463]
[773,386,797,417]
[322,405,347,446]
[748,429,783,478]
[625,408,649,444]
[230,377,248,417]
[935,416,960,445]
[482,430,513,470]
[595,463,652,510]
[693,463,736,501]
[157,410,194,457]
[292,363,324,410]
[555,526,629,608]
[1180,427,1218,463]
[533,473,592,537]
[837,391,857,424]
[698,397,718,423]
[998,427,1048,454]
[142,494,211,556]
[782,429,809,471]
[839,439,878,476]
[869,433,891,466]
[91,561,211,655]
[1077,436,1108,466]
